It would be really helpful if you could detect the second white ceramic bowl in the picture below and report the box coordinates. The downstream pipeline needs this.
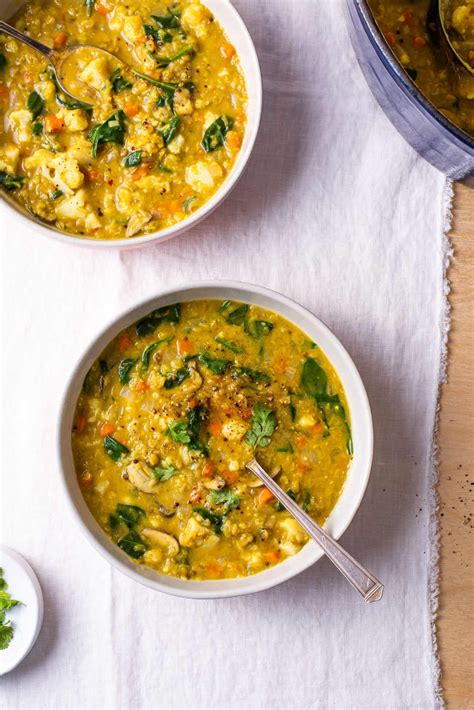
[0,0,262,249]
[58,281,374,598]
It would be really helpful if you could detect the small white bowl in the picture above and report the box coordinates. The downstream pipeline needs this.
[58,281,374,598]
[0,0,262,249]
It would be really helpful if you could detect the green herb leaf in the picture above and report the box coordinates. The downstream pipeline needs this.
[0,569,22,650]
[49,189,63,200]
[202,115,234,152]
[116,503,145,527]
[118,530,147,558]
[151,11,181,29]
[141,335,173,370]
[118,358,137,384]
[109,512,121,531]
[218,300,232,313]
[159,115,180,145]
[276,489,296,512]
[32,121,43,136]
[132,70,178,91]
[85,0,95,16]
[110,68,132,93]
[136,303,180,338]
[152,463,179,481]
[214,336,242,354]
[104,435,130,461]
[193,506,223,533]
[187,405,208,454]
[123,150,142,168]
[164,367,189,389]
[300,357,327,398]
[143,24,162,41]
[56,93,92,111]
[315,394,353,455]
[149,45,193,68]
[245,320,273,338]
[166,420,191,444]
[0,172,25,191]
[88,110,126,157]
[183,195,197,213]
[302,489,311,513]
[197,352,230,375]
[245,403,276,448]
[225,303,249,326]
[209,488,240,512]
[27,90,45,120]
[276,442,293,453]
[0,623,13,650]
[232,366,271,384]
[0,53,7,72]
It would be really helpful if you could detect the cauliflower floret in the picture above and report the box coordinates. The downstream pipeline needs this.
[115,186,136,213]
[108,4,127,32]
[173,87,193,116]
[0,144,20,174]
[123,15,143,43]
[185,161,222,192]
[24,149,84,195]
[167,134,185,155]
[221,418,248,441]
[55,188,87,220]
[57,108,89,132]
[34,80,56,103]
[278,518,307,546]
[179,517,212,547]
[80,57,111,94]
[85,212,101,231]
[8,109,32,143]
[181,3,212,37]
[67,136,93,167]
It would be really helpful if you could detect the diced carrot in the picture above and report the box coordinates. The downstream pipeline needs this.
[206,562,222,576]
[264,549,281,564]
[294,434,306,446]
[0,84,9,101]
[385,31,396,48]
[220,42,236,60]
[297,461,308,473]
[222,469,239,486]
[100,421,116,437]
[402,9,415,27]
[44,114,64,133]
[86,169,101,183]
[135,379,148,393]
[226,130,242,151]
[257,487,275,506]
[54,31,68,48]
[96,3,111,15]
[209,421,222,437]
[177,337,193,355]
[310,422,324,436]
[188,398,198,410]
[274,358,287,375]
[135,35,148,44]
[131,164,152,181]
[118,332,132,352]
[413,35,426,49]
[79,471,94,488]
[124,104,139,117]
[167,200,183,216]
[201,461,215,478]
[75,415,87,434]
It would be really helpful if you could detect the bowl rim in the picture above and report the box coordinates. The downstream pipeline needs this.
[351,0,474,152]
[57,280,374,598]
[0,0,263,249]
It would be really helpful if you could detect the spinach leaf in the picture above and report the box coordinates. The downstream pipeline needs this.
[151,11,181,29]
[225,303,249,326]
[289,402,296,421]
[116,503,145,527]
[232,366,270,384]
[159,115,180,145]
[123,150,142,168]
[56,93,92,112]
[118,358,137,384]
[316,394,353,455]
[27,90,44,120]
[143,24,161,42]
[88,110,126,157]
[187,405,208,454]
[218,300,232,313]
[141,335,173,369]
[276,489,296,512]
[104,435,130,461]
[32,121,43,136]
[244,403,276,448]
[0,172,24,190]
[302,489,311,513]
[109,68,132,93]
[49,190,63,200]
[193,507,223,533]
[166,420,191,444]
[197,352,230,376]
[152,463,179,481]
[118,530,147,558]
[209,488,240,512]
[0,53,7,72]
[245,320,273,338]
[149,45,193,68]
[214,336,242,354]
[136,303,181,338]
[183,195,197,213]
[109,512,121,531]
[85,0,95,16]
[132,70,178,92]
[202,115,233,152]
[164,367,189,389]
[300,357,327,398]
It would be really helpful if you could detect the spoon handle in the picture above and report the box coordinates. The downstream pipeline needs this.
[0,21,53,60]
[246,459,384,602]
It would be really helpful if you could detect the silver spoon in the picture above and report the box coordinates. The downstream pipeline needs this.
[0,20,121,106]
[246,458,384,602]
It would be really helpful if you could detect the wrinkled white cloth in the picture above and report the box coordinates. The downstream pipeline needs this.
[0,1,448,708]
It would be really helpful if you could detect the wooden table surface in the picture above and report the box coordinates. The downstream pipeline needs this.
[438,183,474,708]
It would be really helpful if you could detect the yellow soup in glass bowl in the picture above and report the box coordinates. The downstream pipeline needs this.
[0,0,247,239]
[71,299,353,581]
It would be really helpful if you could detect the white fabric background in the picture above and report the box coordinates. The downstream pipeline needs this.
[0,1,448,708]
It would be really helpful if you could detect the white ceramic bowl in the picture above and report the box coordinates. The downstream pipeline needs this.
[0,0,262,249]
[58,281,374,598]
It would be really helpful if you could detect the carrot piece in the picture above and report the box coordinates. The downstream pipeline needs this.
[131,164,152,181]
[44,114,65,133]
[118,332,132,352]
[54,31,68,48]
[75,415,87,434]
[294,434,306,446]
[257,487,275,506]
[0,84,9,101]
[124,104,139,117]
[413,35,426,49]
[201,461,215,478]
[222,469,239,486]
[310,422,324,436]
[96,3,111,15]
[226,130,242,151]
[385,31,396,48]
[79,471,94,488]
[188,398,198,410]
[402,9,415,27]
[86,169,101,183]
[206,563,222,576]
[135,379,148,393]
[220,42,236,60]
[209,421,222,437]
[167,200,183,216]
[100,421,116,437]
[264,549,280,564]
[176,337,192,355]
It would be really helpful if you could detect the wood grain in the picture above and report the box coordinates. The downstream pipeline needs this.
[438,183,474,708]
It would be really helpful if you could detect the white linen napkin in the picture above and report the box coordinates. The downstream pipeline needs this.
[0,1,450,707]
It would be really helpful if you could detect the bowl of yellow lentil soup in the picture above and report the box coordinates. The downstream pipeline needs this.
[346,0,474,180]
[0,0,261,246]
[58,282,373,598]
